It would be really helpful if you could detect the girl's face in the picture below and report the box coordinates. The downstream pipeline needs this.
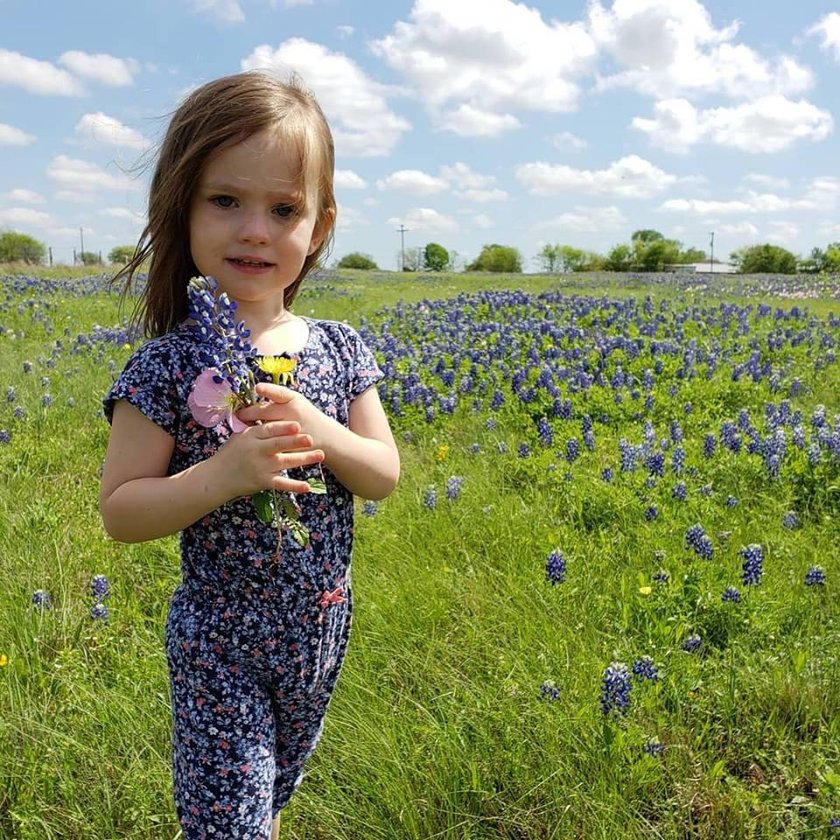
[189,128,327,315]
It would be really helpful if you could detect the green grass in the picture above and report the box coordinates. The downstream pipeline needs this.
[1,271,839,839]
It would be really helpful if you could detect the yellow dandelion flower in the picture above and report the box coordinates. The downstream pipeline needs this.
[257,355,297,386]
[0,654,8,667]
[122,343,132,350]
[638,586,652,596]
[435,444,450,462]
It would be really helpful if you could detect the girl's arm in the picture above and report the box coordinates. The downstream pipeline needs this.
[238,383,400,501]
[100,400,324,543]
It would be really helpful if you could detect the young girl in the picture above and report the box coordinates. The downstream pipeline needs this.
[100,71,400,839]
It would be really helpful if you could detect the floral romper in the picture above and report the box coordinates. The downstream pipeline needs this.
[104,317,383,838]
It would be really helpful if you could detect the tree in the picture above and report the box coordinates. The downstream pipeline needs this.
[630,229,665,244]
[0,231,46,264]
[633,238,681,271]
[730,244,797,274]
[109,245,136,264]
[79,251,101,266]
[423,242,449,271]
[401,246,422,271]
[604,244,632,271]
[467,244,522,273]
[536,244,561,273]
[337,252,378,270]
[822,243,840,274]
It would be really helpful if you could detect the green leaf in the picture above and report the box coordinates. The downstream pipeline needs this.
[281,497,300,520]
[288,519,309,546]
[252,491,275,524]
[307,477,327,495]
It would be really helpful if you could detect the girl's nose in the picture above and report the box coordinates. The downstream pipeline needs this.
[239,212,270,245]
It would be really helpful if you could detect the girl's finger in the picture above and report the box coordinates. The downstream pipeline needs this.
[272,449,324,472]
[267,434,312,453]
[256,420,301,439]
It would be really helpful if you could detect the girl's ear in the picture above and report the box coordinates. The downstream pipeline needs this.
[308,206,336,256]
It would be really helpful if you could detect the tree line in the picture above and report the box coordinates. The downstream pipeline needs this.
[3,228,839,275]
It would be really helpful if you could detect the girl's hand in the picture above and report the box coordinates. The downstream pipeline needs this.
[215,418,324,498]
[237,384,326,438]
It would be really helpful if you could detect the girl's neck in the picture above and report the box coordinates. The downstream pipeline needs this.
[241,306,309,356]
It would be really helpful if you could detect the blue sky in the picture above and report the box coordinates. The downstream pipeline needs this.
[2,0,839,270]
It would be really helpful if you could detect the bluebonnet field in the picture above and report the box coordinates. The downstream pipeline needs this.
[1,267,839,839]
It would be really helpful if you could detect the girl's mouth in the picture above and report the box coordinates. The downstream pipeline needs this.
[228,257,274,268]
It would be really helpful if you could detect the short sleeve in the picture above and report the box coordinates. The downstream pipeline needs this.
[103,337,182,436]
[345,325,384,399]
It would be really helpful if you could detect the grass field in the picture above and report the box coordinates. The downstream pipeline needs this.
[1,267,839,839]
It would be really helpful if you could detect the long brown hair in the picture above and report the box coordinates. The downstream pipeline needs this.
[115,71,336,337]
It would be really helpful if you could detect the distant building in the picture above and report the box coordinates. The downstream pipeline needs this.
[664,262,738,274]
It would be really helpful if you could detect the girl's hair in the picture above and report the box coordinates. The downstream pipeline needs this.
[115,70,336,337]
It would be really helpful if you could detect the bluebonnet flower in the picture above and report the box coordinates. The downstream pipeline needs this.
[740,544,764,586]
[90,603,109,621]
[619,439,638,472]
[0,430,9,445]
[536,418,553,446]
[89,575,110,600]
[672,482,687,502]
[682,634,702,653]
[539,682,560,702]
[684,402,693,415]
[497,441,509,454]
[490,390,505,410]
[546,550,566,584]
[600,662,631,715]
[632,656,659,681]
[829,816,839,830]
[685,524,713,560]
[469,443,481,455]
[362,501,378,517]
[41,376,50,388]
[645,452,665,477]
[722,586,742,603]
[32,590,52,610]
[446,476,465,501]
[566,438,580,463]
[42,394,52,407]
[601,467,614,483]
[486,417,498,431]
[807,442,822,466]
[423,486,438,510]
[804,566,825,587]
[782,511,798,529]
[518,443,530,458]
[725,495,739,508]
[13,407,24,420]
[653,570,670,585]
[583,429,596,451]
[670,421,683,444]
[703,434,716,459]
[645,505,659,521]
[643,737,665,757]
[671,447,685,475]
[5,386,15,403]
[22,360,32,373]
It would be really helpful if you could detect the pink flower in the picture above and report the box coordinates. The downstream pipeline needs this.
[187,368,247,433]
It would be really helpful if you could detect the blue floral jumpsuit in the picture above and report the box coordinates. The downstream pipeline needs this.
[104,318,383,838]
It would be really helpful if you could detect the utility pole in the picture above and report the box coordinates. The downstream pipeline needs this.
[79,227,85,261]
[396,224,408,271]
[709,231,714,273]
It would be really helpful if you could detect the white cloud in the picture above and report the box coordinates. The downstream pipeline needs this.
[0,49,85,96]
[441,105,520,137]
[335,205,369,229]
[372,0,596,134]
[455,188,508,203]
[0,123,35,146]
[335,170,367,189]
[377,169,449,195]
[4,188,43,203]
[551,131,587,151]
[336,25,355,38]
[808,12,840,61]
[472,213,494,229]
[54,190,98,203]
[58,52,139,87]
[632,96,833,153]
[767,220,800,242]
[0,207,52,226]
[99,207,146,223]
[242,39,410,157]
[283,0,313,6]
[47,155,141,192]
[387,207,459,233]
[589,0,813,100]
[191,0,244,22]
[516,155,676,199]
[535,205,627,232]
[439,162,495,190]
[660,193,794,215]
[719,221,760,238]
[75,113,152,150]
[743,174,790,191]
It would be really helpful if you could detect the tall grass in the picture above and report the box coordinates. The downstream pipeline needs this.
[1,271,838,838]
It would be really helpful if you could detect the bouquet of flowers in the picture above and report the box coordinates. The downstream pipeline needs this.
[185,275,324,546]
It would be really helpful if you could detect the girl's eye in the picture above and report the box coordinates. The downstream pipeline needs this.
[211,195,236,208]
[272,204,296,218]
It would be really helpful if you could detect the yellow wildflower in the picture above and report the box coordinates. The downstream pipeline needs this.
[0,654,8,667]
[435,444,449,462]
[258,355,297,386]
[638,586,652,596]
